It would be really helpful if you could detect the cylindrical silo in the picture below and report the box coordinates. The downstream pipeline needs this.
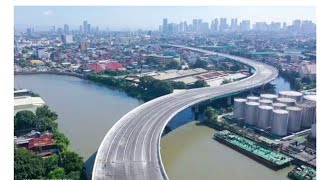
[260,94,278,102]
[286,106,302,132]
[271,109,289,136]
[259,99,273,106]
[298,103,316,129]
[272,103,287,110]
[257,105,273,130]
[276,97,296,106]
[245,102,259,125]
[303,95,316,105]
[279,91,303,102]
[233,98,246,121]
[311,124,316,139]
[247,96,260,103]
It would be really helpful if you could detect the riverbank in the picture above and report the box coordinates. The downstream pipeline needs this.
[15,71,86,79]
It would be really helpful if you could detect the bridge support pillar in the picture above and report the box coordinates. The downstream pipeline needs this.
[227,96,232,106]
[194,104,199,120]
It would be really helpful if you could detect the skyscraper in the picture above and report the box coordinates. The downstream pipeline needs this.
[83,20,88,34]
[240,20,250,31]
[219,18,228,32]
[162,18,168,33]
[64,24,69,34]
[292,20,301,32]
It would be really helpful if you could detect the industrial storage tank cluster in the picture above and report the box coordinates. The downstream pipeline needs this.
[233,91,316,137]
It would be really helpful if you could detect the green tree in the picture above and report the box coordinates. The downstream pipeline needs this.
[53,131,70,151]
[14,110,37,130]
[66,171,82,179]
[192,60,208,69]
[14,148,45,180]
[36,105,58,120]
[221,79,232,85]
[43,154,59,175]
[48,167,66,179]
[204,107,214,119]
[169,81,187,89]
[204,107,218,122]
[192,80,208,88]
[230,64,241,71]
[165,61,180,70]
[60,151,85,174]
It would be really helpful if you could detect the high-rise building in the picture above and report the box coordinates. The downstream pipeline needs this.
[87,24,91,34]
[192,19,198,32]
[64,24,69,34]
[162,18,168,33]
[52,26,56,33]
[282,22,287,30]
[300,20,316,34]
[61,34,73,44]
[292,20,301,31]
[219,18,228,32]
[79,25,83,34]
[214,18,219,32]
[254,22,268,31]
[36,48,46,59]
[240,20,250,31]
[80,39,90,52]
[83,20,88,34]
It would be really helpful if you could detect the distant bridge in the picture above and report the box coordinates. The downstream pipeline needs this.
[92,45,278,180]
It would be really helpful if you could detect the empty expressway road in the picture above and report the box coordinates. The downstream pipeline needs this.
[92,45,279,180]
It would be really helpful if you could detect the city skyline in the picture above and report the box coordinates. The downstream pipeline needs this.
[15,6,316,31]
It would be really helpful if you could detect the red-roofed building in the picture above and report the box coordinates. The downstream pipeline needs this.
[27,134,58,157]
[82,60,126,72]
[87,63,106,73]
[104,61,126,71]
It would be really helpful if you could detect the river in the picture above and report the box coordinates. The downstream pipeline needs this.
[14,74,142,174]
[15,74,292,179]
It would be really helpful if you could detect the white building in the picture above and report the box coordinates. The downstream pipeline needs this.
[14,96,45,115]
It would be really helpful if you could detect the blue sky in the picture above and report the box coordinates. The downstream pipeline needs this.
[15,6,316,31]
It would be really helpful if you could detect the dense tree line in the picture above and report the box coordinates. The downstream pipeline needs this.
[87,71,213,101]
[14,105,86,180]
[14,105,58,132]
[15,148,86,180]
[87,73,186,101]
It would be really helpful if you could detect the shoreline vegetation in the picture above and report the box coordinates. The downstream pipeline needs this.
[14,105,87,180]
[15,71,208,102]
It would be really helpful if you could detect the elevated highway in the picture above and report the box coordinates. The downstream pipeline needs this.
[92,45,278,180]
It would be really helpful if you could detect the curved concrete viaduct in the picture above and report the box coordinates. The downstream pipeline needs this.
[92,45,278,180]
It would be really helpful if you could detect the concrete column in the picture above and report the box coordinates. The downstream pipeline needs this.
[194,104,199,120]
[227,96,232,106]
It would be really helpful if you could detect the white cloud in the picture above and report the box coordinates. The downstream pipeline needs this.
[42,10,53,16]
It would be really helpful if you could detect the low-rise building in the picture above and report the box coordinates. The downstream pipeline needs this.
[14,96,45,115]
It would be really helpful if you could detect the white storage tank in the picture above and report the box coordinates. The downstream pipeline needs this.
[303,95,316,105]
[247,96,260,103]
[272,103,287,110]
[279,91,303,102]
[271,109,289,136]
[298,103,316,128]
[233,98,247,121]
[259,99,273,106]
[311,124,316,139]
[286,106,302,132]
[260,94,278,102]
[257,106,273,130]
[276,97,296,106]
[245,102,259,125]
